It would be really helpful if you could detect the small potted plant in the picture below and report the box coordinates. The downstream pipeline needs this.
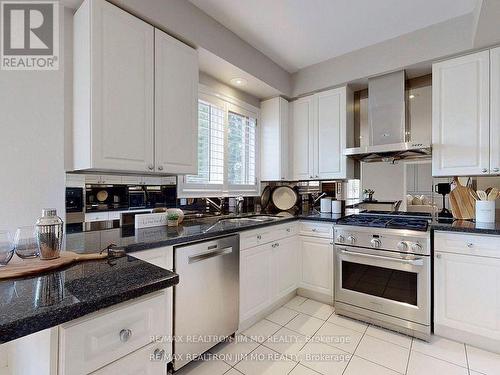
[167,212,179,227]
[363,189,375,202]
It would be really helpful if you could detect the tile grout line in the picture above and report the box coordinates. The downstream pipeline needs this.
[340,322,368,375]
[404,338,414,374]
[464,343,471,375]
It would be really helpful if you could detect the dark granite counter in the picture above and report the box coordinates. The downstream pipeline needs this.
[67,214,300,253]
[431,219,500,236]
[0,256,178,343]
[299,212,342,222]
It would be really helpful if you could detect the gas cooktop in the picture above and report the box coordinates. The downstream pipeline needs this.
[336,213,430,231]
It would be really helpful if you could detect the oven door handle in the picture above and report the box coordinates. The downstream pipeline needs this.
[338,248,424,266]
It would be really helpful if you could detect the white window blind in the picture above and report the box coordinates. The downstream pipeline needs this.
[228,111,256,185]
[178,87,260,198]
[186,100,225,185]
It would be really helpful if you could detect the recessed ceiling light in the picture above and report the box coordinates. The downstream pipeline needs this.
[409,94,416,99]
[230,78,247,86]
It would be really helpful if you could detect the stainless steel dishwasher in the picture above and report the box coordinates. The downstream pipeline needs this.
[173,235,239,371]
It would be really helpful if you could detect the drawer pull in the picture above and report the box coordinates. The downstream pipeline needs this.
[286,228,291,232]
[312,228,317,232]
[257,235,262,240]
[119,329,132,343]
[467,243,474,248]
[153,348,165,360]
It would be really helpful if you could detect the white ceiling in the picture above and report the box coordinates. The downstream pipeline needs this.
[189,0,479,73]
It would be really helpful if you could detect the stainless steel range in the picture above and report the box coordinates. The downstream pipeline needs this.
[334,212,431,340]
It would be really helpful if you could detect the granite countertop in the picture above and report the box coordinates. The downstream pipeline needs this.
[431,219,500,235]
[0,255,178,343]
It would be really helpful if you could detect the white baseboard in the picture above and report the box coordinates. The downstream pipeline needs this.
[297,288,334,305]
[434,324,500,354]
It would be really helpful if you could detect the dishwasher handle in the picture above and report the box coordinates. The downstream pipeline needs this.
[188,247,233,264]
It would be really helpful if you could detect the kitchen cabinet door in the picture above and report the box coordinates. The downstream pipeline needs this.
[490,47,500,174]
[73,0,155,173]
[299,236,334,297]
[240,243,273,322]
[434,251,500,344]
[292,96,315,180]
[273,236,299,300]
[155,29,198,175]
[432,51,490,176]
[315,88,348,179]
[261,97,290,181]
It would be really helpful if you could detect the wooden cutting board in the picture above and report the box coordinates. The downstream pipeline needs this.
[0,251,107,280]
[449,177,475,220]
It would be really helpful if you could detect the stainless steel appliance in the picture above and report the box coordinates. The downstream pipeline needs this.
[65,187,84,224]
[334,213,431,340]
[173,235,239,371]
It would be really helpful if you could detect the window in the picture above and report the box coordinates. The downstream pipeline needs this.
[179,87,259,198]
[186,100,224,185]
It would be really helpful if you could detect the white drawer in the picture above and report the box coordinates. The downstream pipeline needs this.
[85,212,110,222]
[240,222,298,250]
[131,246,174,271]
[299,221,333,238]
[91,343,167,375]
[434,231,500,258]
[108,211,122,220]
[59,291,168,375]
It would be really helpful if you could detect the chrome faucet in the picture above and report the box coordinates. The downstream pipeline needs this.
[235,196,244,215]
[205,197,224,215]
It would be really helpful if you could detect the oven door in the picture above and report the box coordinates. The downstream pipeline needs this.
[335,245,430,325]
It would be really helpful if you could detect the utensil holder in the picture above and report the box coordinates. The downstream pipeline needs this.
[320,198,332,213]
[475,201,495,223]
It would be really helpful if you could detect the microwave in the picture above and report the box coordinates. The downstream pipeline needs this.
[128,187,146,209]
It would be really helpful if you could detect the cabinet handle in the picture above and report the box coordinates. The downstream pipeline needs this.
[315,175,319,178]
[148,164,154,170]
[309,175,313,179]
[257,235,262,240]
[493,168,499,173]
[481,168,488,173]
[436,254,442,259]
[119,329,132,342]
[467,243,474,248]
[153,348,165,360]
[312,228,317,232]
[286,228,291,232]
[158,165,164,171]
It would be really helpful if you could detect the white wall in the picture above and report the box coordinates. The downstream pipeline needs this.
[199,72,260,108]
[0,7,71,372]
[292,13,476,97]
[361,161,405,202]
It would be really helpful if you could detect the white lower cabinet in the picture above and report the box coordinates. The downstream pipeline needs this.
[299,235,334,297]
[239,223,299,324]
[91,343,166,375]
[274,236,299,299]
[434,231,500,352]
[240,242,274,323]
[59,291,168,375]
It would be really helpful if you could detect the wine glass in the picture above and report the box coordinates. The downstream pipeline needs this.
[14,226,39,259]
[0,231,14,266]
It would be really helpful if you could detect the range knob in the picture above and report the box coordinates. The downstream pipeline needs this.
[397,241,408,251]
[411,243,423,252]
[336,235,345,243]
[347,235,356,245]
[370,238,381,248]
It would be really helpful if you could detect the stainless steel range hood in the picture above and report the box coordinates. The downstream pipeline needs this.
[344,71,431,162]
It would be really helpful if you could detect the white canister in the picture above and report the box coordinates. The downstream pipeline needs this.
[331,200,342,214]
[320,197,332,213]
[475,201,495,223]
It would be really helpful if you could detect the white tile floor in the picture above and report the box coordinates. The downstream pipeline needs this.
[175,296,500,375]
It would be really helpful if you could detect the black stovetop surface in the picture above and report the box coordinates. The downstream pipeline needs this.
[336,212,431,231]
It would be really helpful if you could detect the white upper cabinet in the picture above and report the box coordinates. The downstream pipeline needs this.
[316,87,353,179]
[292,96,315,180]
[73,0,198,175]
[155,29,199,175]
[292,87,353,180]
[73,0,154,173]
[490,47,500,174]
[432,51,490,176]
[260,97,291,181]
